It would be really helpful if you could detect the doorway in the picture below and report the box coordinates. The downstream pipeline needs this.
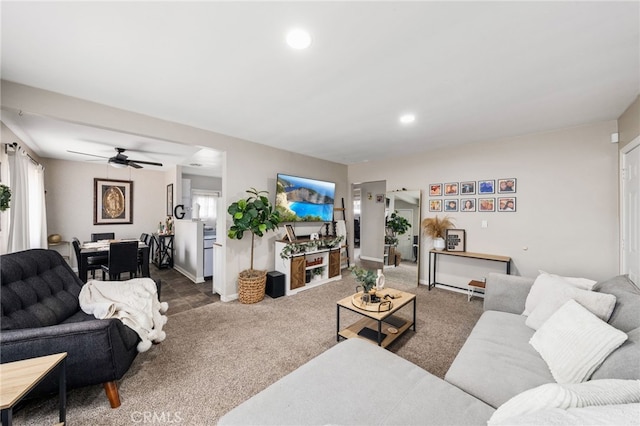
[621,136,639,285]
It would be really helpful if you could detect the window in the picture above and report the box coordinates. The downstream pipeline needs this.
[192,190,220,221]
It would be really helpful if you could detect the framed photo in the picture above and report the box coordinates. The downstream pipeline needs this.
[429,183,442,197]
[478,180,495,194]
[429,199,442,212]
[460,198,476,212]
[285,224,297,242]
[478,198,495,212]
[460,181,476,195]
[444,199,458,212]
[376,194,385,203]
[498,178,517,193]
[498,197,517,212]
[94,178,133,225]
[166,183,174,216]
[444,182,459,195]
[445,229,466,252]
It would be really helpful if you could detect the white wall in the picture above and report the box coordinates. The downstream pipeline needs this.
[42,158,168,269]
[349,121,620,286]
[1,81,348,301]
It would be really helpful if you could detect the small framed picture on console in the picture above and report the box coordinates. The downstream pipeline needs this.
[445,229,466,252]
[285,224,297,242]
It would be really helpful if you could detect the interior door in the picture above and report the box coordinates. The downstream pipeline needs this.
[622,139,640,285]
[396,209,414,260]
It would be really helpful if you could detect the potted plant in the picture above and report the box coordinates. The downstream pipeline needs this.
[350,265,377,292]
[386,211,411,243]
[228,188,281,303]
[421,215,454,251]
[0,184,11,212]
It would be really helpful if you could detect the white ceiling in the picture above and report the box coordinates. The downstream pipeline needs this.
[1,1,638,167]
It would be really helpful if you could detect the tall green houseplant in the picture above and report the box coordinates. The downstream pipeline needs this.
[228,188,281,303]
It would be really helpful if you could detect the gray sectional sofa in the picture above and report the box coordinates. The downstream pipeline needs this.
[219,273,640,425]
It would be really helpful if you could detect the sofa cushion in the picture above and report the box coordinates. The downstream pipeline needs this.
[591,327,640,380]
[594,275,640,332]
[530,300,627,383]
[525,282,616,330]
[523,272,597,316]
[487,379,640,425]
[491,403,640,426]
[1,249,82,330]
[219,338,495,425]
[445,311,554,408]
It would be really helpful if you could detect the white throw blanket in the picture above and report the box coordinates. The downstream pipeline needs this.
[79,278,169,352]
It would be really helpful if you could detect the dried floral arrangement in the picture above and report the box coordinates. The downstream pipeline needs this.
[421,215,454,239]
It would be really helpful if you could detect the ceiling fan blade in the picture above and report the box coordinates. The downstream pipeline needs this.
[67,150,108,159]
[128,161,143,169]
[127,159,163,167]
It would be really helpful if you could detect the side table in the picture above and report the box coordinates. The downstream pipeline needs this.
[152,233,174,269]
[0,352,67,426]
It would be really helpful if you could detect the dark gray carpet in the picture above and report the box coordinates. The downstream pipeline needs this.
[13,273,483,425]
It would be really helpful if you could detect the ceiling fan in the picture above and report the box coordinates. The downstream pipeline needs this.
[68,147,163,169]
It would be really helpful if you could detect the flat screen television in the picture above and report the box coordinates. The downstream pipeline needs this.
[276,173,336,222]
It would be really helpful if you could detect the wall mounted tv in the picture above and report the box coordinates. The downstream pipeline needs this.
[276,173,336,222]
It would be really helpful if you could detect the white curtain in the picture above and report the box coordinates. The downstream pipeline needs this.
[192,190,219,222]
[7,146,47,252]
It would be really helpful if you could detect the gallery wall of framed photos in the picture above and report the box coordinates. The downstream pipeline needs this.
[428,178,517,213]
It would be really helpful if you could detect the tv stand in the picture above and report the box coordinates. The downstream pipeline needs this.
[275,240,342,296]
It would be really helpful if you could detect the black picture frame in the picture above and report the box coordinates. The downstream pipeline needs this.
[167,183,174,216]
[446,229,466,252]
[94,178,133,225]
[285,224,297,242]
[444,199,458,212]
[498,178,517,193]
[429,183,442,197]
[460,181,476,195]
[498,197,517,212]
[478,180,495,194]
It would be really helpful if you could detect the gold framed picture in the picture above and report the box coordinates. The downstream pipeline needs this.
[94,178,133,225]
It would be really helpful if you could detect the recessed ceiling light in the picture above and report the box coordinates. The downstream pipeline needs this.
[286,28,312,49]
[399,114,416,124]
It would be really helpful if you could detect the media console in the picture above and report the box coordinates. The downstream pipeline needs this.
[275,240,342,296]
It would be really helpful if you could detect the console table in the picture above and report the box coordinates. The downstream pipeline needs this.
[153,233,174,269]
[428,249,511,290]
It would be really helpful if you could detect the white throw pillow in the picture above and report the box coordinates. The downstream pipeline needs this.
[490,403,640,426]
[525,283,616,330]
[488,379,640,425]
[523,272,598,316]
[529,299,628,384]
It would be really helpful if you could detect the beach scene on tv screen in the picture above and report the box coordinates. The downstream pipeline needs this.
[276,174,335,222]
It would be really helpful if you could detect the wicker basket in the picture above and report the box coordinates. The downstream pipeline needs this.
[238,270,267,304]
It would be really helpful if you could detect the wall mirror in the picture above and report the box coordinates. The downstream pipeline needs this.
[352,183,421,287]
[383,190,421,286]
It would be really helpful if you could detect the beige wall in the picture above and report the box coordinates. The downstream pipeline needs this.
[349,121,620,287]
[1,80,348,301]
[618,95,640,149]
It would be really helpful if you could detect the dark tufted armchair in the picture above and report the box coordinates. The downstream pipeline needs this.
[0,249,146,408]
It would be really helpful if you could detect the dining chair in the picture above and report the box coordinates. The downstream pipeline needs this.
[71,237,107,279]
[91,232,115,242]
[101,241,139,281]
[138,233,149,274]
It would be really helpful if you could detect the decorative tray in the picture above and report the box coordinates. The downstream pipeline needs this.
[351,292,393,312]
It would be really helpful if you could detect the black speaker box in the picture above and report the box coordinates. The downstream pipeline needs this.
[266,271,285,298]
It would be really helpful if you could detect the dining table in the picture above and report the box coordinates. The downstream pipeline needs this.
[79,240,150,283]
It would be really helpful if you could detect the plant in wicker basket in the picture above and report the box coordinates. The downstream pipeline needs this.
[228,188,281,303]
